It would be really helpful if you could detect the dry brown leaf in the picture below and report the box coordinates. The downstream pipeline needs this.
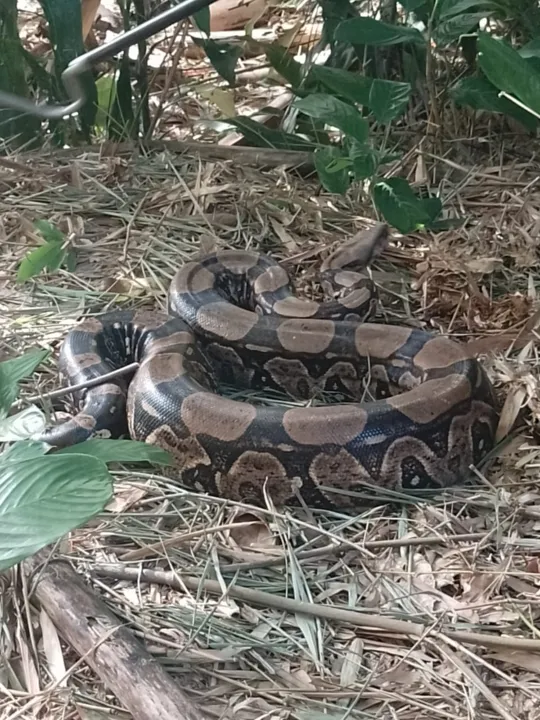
[269,216,299,252]
[201,87,236,117]
[106,484,148,513]
[339,637,364,687]
[486,651,540,673]
[100,276,154,295]
[39,608,66,686]
[465,257,504,274]
[496,385,528,442]
[16,627,40,695]
[226,512,276,550]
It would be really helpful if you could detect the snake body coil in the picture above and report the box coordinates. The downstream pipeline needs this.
[39,224,499,509]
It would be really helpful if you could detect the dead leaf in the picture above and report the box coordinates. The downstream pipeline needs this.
[100,276,154,296]
[269,216,298,252]
[200,87,236,117]
[496,385,527,442]
[106,484,148,513]
[226,512,276,550]
[40,609,66,685]
[16,627,40,694]
[465,257,503,274]
[340,637,364,687]
[486,650,540,673]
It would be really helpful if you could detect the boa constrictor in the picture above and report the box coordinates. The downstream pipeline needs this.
[39,223,499,509]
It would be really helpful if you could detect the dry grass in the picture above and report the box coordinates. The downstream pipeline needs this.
[1,135,540,720]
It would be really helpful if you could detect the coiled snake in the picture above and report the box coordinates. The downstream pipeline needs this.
[39,224,499,509]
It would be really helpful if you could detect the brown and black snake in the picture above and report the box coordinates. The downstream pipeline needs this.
[38,223,499,509]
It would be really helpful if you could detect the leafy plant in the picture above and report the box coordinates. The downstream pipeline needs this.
[0,351,172,572]
[17,220,77,283]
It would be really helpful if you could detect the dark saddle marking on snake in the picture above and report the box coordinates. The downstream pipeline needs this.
[38,224,499,509]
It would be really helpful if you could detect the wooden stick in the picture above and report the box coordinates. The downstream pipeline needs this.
[24,550,208,720]
[94,564,540,654]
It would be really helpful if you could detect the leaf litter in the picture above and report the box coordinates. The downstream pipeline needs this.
[1,83,540,720]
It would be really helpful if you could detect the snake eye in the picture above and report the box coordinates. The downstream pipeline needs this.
[400,457,434,489]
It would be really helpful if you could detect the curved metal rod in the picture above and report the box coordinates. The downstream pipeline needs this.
[0,0,220,120]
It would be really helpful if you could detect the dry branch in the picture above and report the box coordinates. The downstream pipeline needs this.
[94,564,540,654]
[23,550,209,720]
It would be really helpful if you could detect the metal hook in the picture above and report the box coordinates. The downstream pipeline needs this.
[0,0,220,120]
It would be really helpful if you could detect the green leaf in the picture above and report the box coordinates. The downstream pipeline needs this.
[451,76,538,131]
[314,146,351,194]
[225,116,317,150]
[399,0,428,8]
[34,220,64,244]
[0,350,50,416]
[520,37,540,60]
[420,196,443,224]
[477,31,540,118]
[265,43,304,88]
[0,1,42,148]
[368,79,411,124]
[108,52,135,141]
[435,12,487,44]
[0,453,112,571]
[438,0,495,20]
[1,440,49,464]
[17,241,67,283]
[294,94,369,142]
[335,17,425,47]
[38,0,97,137]
[192,6,211,35]
[308,65,373,105]
[57,438,172,466]
[64,248,77,273]
[349,140,379,180]
[372,177,430,233]
[191,37,242,86]
[94,73,117,129]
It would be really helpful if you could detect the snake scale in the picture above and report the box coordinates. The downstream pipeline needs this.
[39,223,499,509]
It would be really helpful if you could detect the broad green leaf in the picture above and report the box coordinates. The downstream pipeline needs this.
[372,177,430,233]
[451,77,538,131]
[335,18,425,47]
[64,248,77,273]
[520,38,540,60]
[420,196,443,223]
[57,438,172,466]
[308,65,373,106]
[0,1,42,148]
[0,350,49,415]
[294,94,369,142]
[477,31,540,118]
[109,52,135,141]
[34,220,64,244]
[225,116,316,150]
[38,0,97,137]
[438,0,495,20]
[349,140,378,180]
[368,79,411,124]
[314,146,351,194]
[435,12,487,45]
[191,37,242,86]
[0,453,112,571]
[94,73,117,129]
[192,6,211,35]
[265,43,304,88]
[17,241,67,283]
[1,440,49,464]
[0,407,47,443]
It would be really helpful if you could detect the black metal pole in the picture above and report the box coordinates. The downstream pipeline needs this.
[0,0,220,120]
